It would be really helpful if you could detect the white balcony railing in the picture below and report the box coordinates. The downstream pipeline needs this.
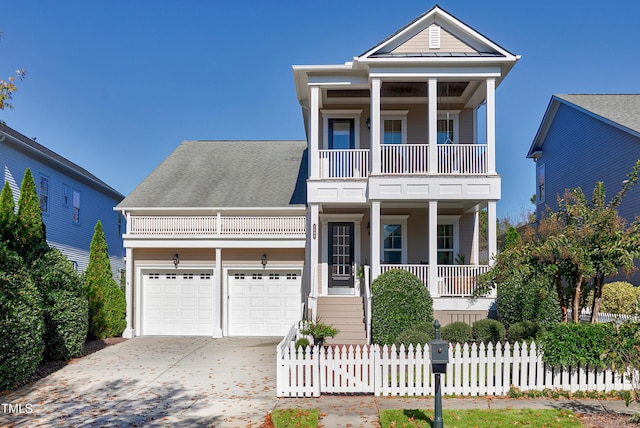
[379,264,489,297]
[438,144,487,174]
[128,215,306,236]
[380,144,429,174]
[318,149,369,178]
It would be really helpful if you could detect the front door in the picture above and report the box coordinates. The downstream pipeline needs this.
[328,222,354,294]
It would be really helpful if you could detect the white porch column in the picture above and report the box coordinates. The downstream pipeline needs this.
[485,78,496,174]
[122,247,134,338]
[371,78,382,174]
[309,204,320,313]
[213,247,222,337]
[471,210,480,265]
[428,200,439,297]
[487,201,498,265]
[310,86,320,178]
[370,200,381,281]
[428,79,438,173]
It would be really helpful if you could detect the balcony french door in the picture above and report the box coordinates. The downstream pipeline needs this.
[328,222,354,294]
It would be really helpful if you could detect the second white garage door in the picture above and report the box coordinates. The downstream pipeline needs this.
[228,270,301,336]
[142,269,214,336]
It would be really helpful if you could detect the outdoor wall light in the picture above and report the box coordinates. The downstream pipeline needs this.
[173,253,179,268]
[366,117,371,129]
[261,253,268,268]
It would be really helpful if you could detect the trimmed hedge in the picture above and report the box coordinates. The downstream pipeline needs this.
[394,322,434,348]
[507,321,545,343]
[0,262,45,390]
[539,322,614,368]
[372,269,433,345]
[472,319,506,344]
[441,321,473,344]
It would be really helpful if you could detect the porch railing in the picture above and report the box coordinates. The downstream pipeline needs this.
[318,149,369,178]
[380,144,429,174]
[379,264,489,297]
[438,144,487,174]
[127,215,306,236]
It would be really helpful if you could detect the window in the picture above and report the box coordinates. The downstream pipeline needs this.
[381,111,408,145]
[380,215,408,264]
[437,224,455,265]
[39,175,49,214]
[536,163,545,204]
[437,112,459,144]
[72,190,81,224]
[62,184,70,207]
[321,109,362,149]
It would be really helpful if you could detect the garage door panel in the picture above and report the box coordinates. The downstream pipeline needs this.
[142,270,214,336]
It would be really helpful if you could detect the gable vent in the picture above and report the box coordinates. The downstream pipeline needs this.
[429,25,441,49]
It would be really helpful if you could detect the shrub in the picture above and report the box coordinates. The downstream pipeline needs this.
[394,322,434,348]
[472,319,506,344]
[30,248,88,360]
[371,269,433,345]
[586,282,640,315]
[539,322,614,368]
[295,337,310,351]
[507,321,545,343]
[0,260,44,390]
[300,319,339,343]
[15,168,46,259]
[496,272,561,330]
[441,321,473,344]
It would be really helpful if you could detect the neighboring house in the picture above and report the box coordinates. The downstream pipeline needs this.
[116,5,520,341]
[527,94,640,285]
[1,124,125,279]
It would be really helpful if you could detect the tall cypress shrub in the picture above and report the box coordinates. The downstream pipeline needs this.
[84,221,125,339]
[16,168,46,259]
[0,181,17,247]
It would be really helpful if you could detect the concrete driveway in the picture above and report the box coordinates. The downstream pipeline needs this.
[0,336,281,427]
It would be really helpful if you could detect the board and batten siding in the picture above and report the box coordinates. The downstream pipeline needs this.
[1,136,125,281]
[536,103,640,284]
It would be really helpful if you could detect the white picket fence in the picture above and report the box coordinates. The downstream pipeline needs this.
[276,339,636,397]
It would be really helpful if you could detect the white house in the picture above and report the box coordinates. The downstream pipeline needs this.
[1,124,125,279]
[116,5,520,342]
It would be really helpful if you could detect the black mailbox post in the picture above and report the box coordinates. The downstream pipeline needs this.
[430,320,449,428]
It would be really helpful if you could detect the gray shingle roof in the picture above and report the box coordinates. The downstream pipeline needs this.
[117,140,308,209]
[556,94,640,135]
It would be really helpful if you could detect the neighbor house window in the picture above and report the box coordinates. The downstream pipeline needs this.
[537,163,545,204]
[39,175,49,214]
[72,189,81,224]
[380,215,408,264]
[62,184,70,207]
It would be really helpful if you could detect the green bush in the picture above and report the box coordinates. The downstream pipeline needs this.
[0,261,45,390]
[394,322,434,348]
[441,321,473,344]
[496,272,562,330]
[295,337,310,350]
[30,248,89,360]
[539,322,614,368]
[372,269,433,345]
[507,321,545,343]
[587,282,640,315]
[472,319,506,344]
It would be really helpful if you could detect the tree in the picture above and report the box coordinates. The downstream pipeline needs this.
[84,220,125,339]
[0,181,17,246]
[0,31,26,123]
[15,168,46,259]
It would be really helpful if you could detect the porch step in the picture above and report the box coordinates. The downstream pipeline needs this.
[317,296,367,346]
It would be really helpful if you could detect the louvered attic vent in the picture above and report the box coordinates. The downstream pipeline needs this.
[429,25,441,49]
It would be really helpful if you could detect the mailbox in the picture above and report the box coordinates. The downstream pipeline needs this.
[430,320,449,373]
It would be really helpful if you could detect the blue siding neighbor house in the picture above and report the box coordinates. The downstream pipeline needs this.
[1,124,125,279]
[527,94,640,285]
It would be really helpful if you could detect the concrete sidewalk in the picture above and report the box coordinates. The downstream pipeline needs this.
[274,395,640,428]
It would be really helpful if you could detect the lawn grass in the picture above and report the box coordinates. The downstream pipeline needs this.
[270,408,319,428]
[379,408,583,427]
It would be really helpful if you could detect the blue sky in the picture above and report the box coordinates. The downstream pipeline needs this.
[2,0,639,220]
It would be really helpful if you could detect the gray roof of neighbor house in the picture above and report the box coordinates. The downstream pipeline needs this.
[0,124,123,199]
[555,94,640,135]
[117,140,308,209]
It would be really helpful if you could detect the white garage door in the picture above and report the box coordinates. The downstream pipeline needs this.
[142,269,214,335]
[228,270,301,336]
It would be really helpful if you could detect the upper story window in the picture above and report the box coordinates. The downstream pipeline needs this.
[322,109,362,149]
[380,215,408,264]
[39,174,49,214]
[72,189,81,224]
[381,110,408,145]
[437,112,459,144]
[62,184,70,207]
[437,215,459,265]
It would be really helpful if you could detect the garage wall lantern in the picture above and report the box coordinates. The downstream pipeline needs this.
[261,253,268,268]
[173,253,179,268]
